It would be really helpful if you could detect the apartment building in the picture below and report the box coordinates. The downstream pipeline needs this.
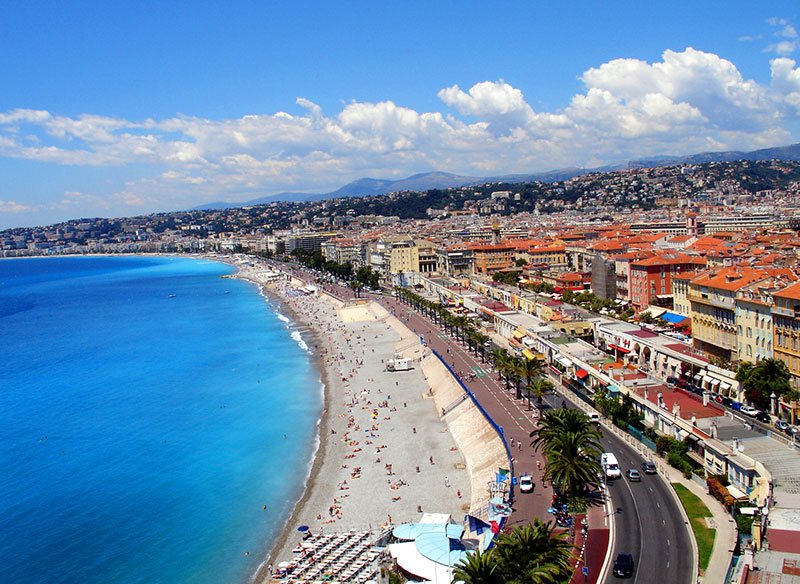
[629,253,706,309]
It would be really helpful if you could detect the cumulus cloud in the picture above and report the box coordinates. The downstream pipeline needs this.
[0,47,797,217]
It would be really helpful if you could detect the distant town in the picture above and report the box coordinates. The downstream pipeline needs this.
[5,157,800,404]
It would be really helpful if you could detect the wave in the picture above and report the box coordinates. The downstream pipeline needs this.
[276,312,291,324]
[290,330,310,353]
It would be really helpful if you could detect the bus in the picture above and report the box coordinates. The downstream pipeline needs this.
[601,452,621,479]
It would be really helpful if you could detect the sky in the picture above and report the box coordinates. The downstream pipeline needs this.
[1,1,800,229]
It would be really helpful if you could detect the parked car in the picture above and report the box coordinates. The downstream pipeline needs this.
[613,553,635,578]
[755,411,772,423]
[740,405,760,417]
[626,469,642,482]
[730,402,743,411]
[775,420,790,432]
[642,460,657,475]
[519,475,534,493]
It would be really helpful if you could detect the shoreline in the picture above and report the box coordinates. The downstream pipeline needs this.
[232,261,476,583]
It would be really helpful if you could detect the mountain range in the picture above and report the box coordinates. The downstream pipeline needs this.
[192,142,800,211]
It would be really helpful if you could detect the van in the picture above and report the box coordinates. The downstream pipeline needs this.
[601,452,621,479]
[588,412,601,425]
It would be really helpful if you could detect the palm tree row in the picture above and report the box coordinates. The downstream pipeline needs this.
[530,408,603,514]
[394,286,491,362]
[453,519,574,584]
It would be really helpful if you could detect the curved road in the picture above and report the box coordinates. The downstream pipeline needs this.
[274,266,694,584]
[597,426,693,583]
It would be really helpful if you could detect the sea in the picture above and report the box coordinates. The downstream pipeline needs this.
[0,256,322,584]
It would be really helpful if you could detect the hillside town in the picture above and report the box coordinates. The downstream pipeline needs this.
[7,157,800,579]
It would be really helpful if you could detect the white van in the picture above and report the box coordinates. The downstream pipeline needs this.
[601,452,621,479]
[588,412,601,425]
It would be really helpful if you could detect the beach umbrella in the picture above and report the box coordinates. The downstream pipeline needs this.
[277,561,291,569]
[297,525,310,532]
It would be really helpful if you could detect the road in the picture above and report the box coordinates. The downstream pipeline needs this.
[274,267,694,584]
[597,427,693,583]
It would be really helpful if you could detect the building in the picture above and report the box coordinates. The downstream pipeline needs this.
[772,280,800,395]
[629,253,706,309]
[470,242,515,274]
[689,268,772,363]
[590,254,617,300]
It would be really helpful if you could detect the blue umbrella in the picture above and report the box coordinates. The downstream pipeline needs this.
[297,525,310,532]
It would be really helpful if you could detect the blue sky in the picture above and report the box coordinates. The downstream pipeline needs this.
[1,1,800,229]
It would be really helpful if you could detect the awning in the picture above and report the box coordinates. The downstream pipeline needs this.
[607,385,621,394]
[720,382,732,392]
[513,330,526,340]
[693,374,703,382]
[709,378,721,388]
[726,484,749,502]
[576,368,589,380]
[608,344,630,354]
[521,349,536,360]
[556,356,572,369]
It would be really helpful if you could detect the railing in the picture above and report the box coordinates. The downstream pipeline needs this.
[431,347,515,514]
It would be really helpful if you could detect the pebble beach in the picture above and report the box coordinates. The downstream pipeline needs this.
[235,266,474,583]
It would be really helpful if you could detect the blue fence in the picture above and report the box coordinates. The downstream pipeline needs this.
[431,347,515,513]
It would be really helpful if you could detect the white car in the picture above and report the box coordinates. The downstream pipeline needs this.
[740,405,760,417]
[519,475,534,493]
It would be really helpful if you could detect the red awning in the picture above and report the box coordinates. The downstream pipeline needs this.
[608,344,630,354]
[576,368,589,380]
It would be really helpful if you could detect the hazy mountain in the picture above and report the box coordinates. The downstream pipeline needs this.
[191,142,800,210]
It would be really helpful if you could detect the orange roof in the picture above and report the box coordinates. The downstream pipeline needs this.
[691,267,794,292]
[632,253,706,268]
[774,280,800,301]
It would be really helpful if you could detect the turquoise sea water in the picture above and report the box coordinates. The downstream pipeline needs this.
[0,256,322,584]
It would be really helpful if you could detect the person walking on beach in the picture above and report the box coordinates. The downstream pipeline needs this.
[445,476,450,488]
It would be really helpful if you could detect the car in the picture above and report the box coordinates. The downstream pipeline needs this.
[518,475,534,493]
[641,460,657,474]
[740,405,760,417]
[612,553,635,578]
[776,420,790,432]
[755,411,772,423]
[588,412,601,425]
[626,469,641,482]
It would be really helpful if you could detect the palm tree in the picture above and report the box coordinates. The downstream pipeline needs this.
[453,548,503,584]
[491,348,512,389]
[455,520,574,584]
[494,520,574,584]
[474,332,491,362]
[531,408,603,513]
[527,377,554,410]
[520,356,544,386]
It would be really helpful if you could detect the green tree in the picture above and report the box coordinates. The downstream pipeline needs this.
[454,520,573,584]
[453,548,503,584]
[736,358,793,409]
[531,408,603,513]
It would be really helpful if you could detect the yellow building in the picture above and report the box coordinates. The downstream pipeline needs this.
[689,267,770,363]
[773,280,800,394]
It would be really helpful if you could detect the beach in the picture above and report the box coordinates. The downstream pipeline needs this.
[233,264,493,583]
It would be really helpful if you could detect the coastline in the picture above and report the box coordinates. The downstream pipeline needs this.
[232,261,475,583]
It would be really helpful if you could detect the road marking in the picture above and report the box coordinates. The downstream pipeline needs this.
[656,502,660,509]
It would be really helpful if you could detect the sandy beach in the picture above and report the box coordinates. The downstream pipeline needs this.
[233,263,487,583]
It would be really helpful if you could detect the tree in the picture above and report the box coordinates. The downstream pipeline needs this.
[736,358,794,409]
[494,521,574,584]
[528,377,555,408]
[454,520,573,584]
[530,409,603,513]
[453,548,503,584]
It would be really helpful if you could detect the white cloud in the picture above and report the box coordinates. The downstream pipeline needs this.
[0,47,797,217]
[765,17,798,55]
[0,199,36,213]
